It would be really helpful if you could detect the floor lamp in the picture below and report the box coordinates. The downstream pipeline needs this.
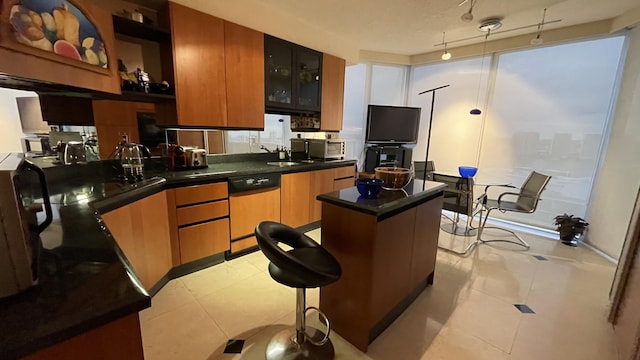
[418,84,450,190]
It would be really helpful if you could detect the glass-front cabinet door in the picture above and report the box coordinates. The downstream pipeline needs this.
[296,49,321,111]
[264,35,322,113]
[265,38,293,108]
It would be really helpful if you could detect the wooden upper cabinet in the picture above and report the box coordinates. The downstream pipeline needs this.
[0,0,119,93]
[224,21,265,129]
[163,2,227,127]
[93,100,148,159]
[320,54,346,131]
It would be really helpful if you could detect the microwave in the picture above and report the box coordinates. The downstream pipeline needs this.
[291,139,345,160]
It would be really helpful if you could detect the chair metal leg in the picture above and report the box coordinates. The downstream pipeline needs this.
[476,208,530,249]
[265,288,335,360]
[438,212,479,256]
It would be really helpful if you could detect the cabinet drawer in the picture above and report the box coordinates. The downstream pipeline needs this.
[231,236,258,253]
[177,200,229,226]
[334,165,355,179]
[179,218,230,263]
[174,182,228,206]
[333,177,355,191]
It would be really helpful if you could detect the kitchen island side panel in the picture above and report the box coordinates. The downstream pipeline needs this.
[319,202,376,351]
[318,187,444,352]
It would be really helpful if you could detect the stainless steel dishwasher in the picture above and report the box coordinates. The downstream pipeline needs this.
[227,173,281,259]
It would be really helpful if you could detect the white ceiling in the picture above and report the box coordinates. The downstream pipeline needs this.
[255,0,638,55]
[168,0,639,60]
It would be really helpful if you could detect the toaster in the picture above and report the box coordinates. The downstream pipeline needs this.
[186,148,207,169]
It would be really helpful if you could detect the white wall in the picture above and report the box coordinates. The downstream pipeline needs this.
[588,26,640,259]
[0,88,37,153]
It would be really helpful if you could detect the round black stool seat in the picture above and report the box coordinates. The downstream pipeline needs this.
[256,221,341,288]
[255,221,342,360]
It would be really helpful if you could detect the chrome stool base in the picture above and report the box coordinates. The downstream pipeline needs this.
[440,222,477,237]
[266,327,335,360]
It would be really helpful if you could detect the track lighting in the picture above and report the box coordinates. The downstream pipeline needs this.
[440,32,451,60]
[459,0,476,22]
[530,8,547,45]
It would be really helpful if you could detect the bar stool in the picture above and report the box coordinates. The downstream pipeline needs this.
[255,221,342,360]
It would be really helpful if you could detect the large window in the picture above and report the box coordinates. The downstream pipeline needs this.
[407,36,625,228]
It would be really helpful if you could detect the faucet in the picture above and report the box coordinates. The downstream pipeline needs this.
[260,145,274,153]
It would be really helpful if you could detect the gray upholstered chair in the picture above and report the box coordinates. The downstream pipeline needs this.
[432,173,478,255]
[476,171,552,249]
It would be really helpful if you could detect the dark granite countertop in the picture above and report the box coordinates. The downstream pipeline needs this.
[317,179,446,220]
[1,155,356,358]
[0,178,159,359]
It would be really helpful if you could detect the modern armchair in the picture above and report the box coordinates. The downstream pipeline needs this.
[414,160,436,181]
[476,171,552,249]
[432,172,478,255]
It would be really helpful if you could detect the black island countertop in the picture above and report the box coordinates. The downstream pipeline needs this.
[317,179,446,220]
[0,154,356,359]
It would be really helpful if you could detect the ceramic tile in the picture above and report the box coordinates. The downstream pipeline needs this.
[446,288,523,352]
[508,311,618,360]
[139,279,195,322]
[140,225,619,360]
[196,271,294,339]
[180,258,263,299]
[242,250,271,273]
[141,301,227,360]
[420,326,510,360]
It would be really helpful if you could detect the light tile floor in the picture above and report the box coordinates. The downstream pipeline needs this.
[139,226,619,360]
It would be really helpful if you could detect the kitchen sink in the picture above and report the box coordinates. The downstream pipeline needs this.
[266,161,302,166]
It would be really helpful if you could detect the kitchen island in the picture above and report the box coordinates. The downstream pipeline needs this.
[317,180,446,352]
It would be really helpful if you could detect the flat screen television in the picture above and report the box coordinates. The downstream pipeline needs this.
[365,105,421,144]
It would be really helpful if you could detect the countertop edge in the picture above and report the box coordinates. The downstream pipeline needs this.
[317,182,447,219]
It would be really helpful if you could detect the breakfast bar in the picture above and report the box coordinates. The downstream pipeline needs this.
[317,180,446,352]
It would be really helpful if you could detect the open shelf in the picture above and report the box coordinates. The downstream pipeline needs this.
[94,90,175,103]
[112,15,171,42]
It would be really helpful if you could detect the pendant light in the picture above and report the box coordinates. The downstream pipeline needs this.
[460,0,476,22]
[530,8,548,45]
[470,31,490,115]
[441,32,452,60]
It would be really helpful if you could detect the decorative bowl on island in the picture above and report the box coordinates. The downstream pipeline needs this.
[374,167,412,190]
[356,178,384,198]
[458,166,478,178]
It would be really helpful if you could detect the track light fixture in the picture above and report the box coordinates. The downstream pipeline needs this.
[530,8,548,45]
[459,0,476,23]
[441,32,452,60]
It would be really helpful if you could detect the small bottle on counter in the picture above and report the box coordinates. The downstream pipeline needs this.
[278,146,286,160]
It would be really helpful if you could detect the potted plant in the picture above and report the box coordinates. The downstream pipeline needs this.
[553,213,589,247]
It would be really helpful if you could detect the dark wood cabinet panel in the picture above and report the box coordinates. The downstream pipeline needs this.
[92,100,147,159]
[101,191,172,290]
[163,2,227,127]
[224,21,265,129]
[179,218,230,263]
[309,169,335,222]
[38,95,94,126]
[281,171,311,228]
[22,314,144,360]
[320,54,346,131]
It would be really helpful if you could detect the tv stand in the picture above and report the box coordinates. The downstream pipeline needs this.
[364,145,413,172]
